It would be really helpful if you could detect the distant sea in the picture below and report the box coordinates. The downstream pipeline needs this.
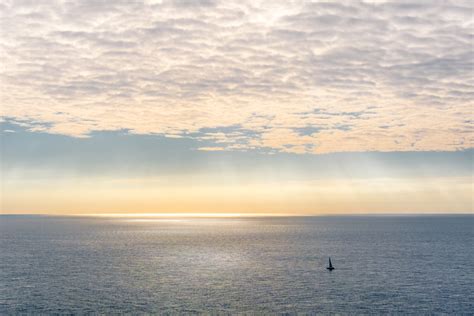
[1,215,473,314]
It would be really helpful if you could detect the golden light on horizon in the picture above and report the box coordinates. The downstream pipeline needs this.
[2,175,472,215]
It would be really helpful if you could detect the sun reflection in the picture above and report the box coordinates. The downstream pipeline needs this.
[124,219,187,223]
[75,213,289,218]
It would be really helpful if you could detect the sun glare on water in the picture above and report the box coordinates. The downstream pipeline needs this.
[77,213,287,218]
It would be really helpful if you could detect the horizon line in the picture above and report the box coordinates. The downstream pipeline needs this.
[1,212,473,218]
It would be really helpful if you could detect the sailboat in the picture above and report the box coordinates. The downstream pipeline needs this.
[326,257,335,271]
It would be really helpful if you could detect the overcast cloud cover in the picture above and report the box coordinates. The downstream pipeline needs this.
[1,0,473,154]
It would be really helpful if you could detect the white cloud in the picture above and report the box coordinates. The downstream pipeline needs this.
[1,0,473,153]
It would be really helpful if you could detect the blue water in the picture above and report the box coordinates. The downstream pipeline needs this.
[1,215,473,314]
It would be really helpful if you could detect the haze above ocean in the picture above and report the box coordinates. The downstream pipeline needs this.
[1,215,473,314]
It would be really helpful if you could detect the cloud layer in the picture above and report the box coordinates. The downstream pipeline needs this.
[1,0,473,153]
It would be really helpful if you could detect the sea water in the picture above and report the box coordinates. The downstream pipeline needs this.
[1,215,473,314]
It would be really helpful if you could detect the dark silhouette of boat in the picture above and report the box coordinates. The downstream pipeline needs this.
[326,257,334,271]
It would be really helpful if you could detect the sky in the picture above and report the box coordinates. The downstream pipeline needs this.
[1,0,473,215]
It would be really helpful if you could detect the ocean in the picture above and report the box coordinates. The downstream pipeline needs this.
[1,215,473,314]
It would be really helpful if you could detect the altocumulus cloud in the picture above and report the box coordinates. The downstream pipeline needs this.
[1,0,473,154]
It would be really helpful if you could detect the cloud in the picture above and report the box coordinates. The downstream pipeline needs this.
[1,0,473,153]
[197,146,227,151]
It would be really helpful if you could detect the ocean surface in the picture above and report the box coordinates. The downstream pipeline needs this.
[1,215,473,314]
